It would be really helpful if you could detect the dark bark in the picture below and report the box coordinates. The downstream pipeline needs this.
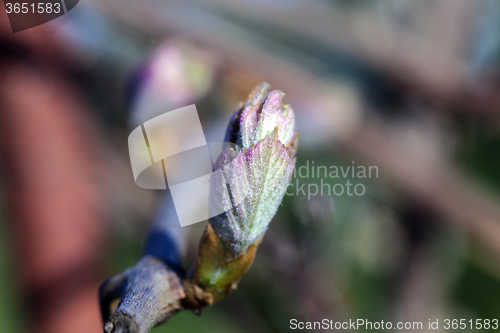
[100,256,185,333]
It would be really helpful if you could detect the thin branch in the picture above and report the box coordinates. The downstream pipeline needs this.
[100,256,185,333]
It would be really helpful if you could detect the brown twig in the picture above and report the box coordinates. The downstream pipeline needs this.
[100,256,185,333]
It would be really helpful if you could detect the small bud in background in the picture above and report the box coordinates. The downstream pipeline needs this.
[127,38,218,127]
[189,82,298,303]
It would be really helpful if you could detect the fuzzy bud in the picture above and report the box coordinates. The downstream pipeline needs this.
[190,82,298,302]
[210,82,298,255]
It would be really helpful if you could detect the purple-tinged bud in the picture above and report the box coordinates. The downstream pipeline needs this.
[210,82,298,256]
[224,82,298,155]
[191,82,298,303]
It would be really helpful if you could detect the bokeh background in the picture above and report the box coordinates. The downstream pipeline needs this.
[2,0,500,332]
